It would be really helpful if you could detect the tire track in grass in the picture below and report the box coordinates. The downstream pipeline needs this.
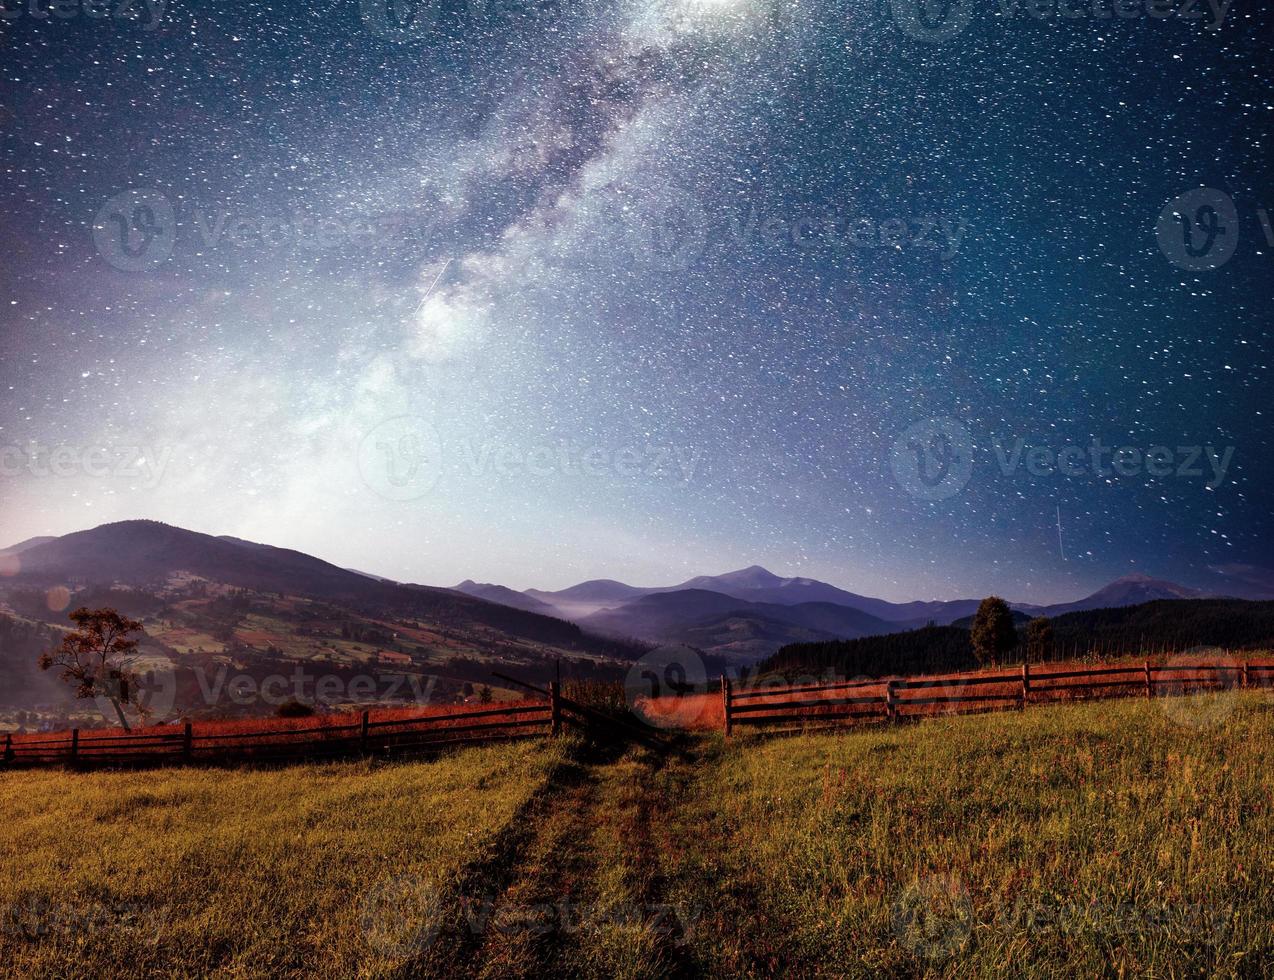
[589,742,701,979]
[405,738,623,978]
[440,737,703,978]
[390,744,594,978]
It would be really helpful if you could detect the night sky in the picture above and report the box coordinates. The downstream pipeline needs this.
[1,0,1270,602]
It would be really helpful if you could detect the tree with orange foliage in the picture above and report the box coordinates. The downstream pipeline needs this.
[39,607,144,730]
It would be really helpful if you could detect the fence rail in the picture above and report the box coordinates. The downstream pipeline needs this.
[1,688,566,770]
[721,658,1274,736]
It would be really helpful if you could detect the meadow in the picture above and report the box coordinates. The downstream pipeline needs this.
[0,740,569,979]
[647,691,1274,977]
[2,692,1271,978]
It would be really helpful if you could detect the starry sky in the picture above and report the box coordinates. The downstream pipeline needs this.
[1,0,1271,603]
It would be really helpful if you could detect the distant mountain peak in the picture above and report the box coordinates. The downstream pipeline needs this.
[719,565,782,582]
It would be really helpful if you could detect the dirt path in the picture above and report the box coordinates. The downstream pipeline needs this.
[416,737,702,979]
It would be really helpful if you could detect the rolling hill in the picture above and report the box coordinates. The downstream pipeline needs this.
[759,598,1274,679]
[0,521,648,725]
[577,589,898,663]
[0,520,605,648]
[452,581,560,616]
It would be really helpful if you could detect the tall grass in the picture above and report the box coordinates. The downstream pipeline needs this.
[646,692,1274,977]
[0,740,568,979]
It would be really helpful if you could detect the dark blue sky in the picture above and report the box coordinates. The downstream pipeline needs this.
[1,0,1270,602]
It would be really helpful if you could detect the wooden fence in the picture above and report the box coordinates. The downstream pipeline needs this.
[1,683,567,770]
[721,659,1274,735]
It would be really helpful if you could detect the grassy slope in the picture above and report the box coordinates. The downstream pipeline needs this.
[0,740,569,979]
[3,693,1273,978]
[650,692,1274,977]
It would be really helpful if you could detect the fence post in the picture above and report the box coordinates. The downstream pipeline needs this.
[70,728,79,765]
[720,677,733,737]
[550,681,561,736]
[2,733,11,766]
[1144,660,1152,699]
[886,680,898,724]
[360,710,370,753]
[1021,662,1030,710]
[183,722,193,762]
[1242,661,1250,689]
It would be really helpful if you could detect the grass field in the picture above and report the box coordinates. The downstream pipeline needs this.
[648,691,1274,977]
[2,692,1271,978]
[0,740,570,979]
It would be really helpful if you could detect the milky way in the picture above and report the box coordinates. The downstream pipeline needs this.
[1,0,1270,602]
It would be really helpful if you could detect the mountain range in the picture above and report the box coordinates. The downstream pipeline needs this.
[479,563,1217,662]
[0,521,611,654]
[2,521,1223,665]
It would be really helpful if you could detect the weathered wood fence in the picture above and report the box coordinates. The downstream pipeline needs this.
[721,659,1274,735]
[1,684,568,770]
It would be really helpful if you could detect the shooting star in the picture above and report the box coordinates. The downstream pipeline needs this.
[412,257,452,319]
